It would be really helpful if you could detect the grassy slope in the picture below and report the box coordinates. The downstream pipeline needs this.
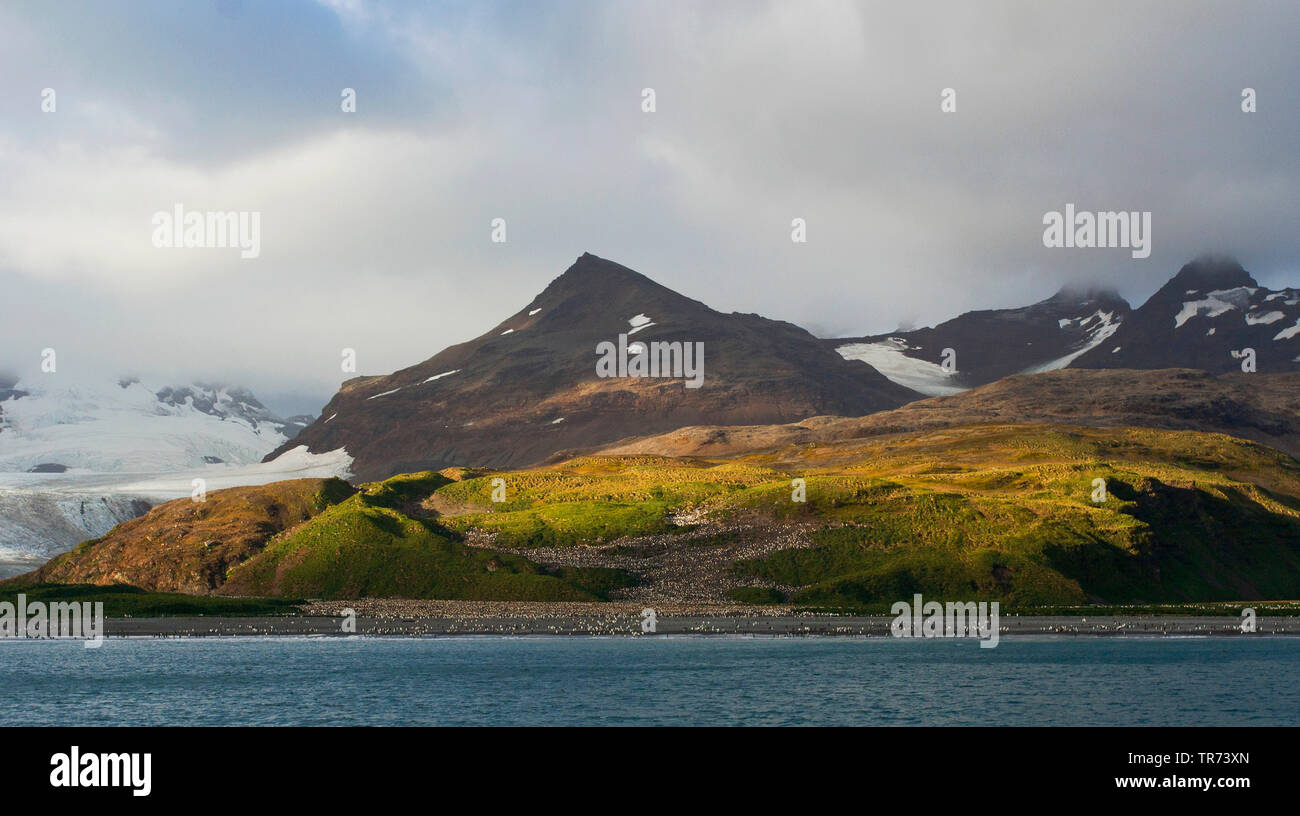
[11,423,1300,608]
[429,425,1300,605]
[434,457,778,545]
[16,478,356,594]
[221,471,634,601]
[736,426,1300,605]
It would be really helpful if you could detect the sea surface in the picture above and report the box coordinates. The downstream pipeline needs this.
[1,636,1296,726]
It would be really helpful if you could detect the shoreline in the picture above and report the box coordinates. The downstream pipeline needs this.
[85,612,1300,638]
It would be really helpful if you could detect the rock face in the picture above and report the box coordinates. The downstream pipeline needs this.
[267,253,919,481]
[831,287,1132,393]
[1071,256,1300,374]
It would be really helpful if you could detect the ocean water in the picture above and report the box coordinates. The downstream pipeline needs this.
[1,636,1296,726]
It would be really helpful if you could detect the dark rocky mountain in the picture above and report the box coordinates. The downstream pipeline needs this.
[829,286,1131,392]
[1072,256,1300,374]
[268,253,919,480]
[0,375,27,404]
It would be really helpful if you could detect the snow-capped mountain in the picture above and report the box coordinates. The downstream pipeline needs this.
[831,256,1300,395]
[1072,256,1300,374]
[268,252,918,481]
[830,286,1131,393]
[0,376,309,473]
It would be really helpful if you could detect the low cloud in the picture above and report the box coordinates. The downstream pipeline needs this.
[1,0,1297,406]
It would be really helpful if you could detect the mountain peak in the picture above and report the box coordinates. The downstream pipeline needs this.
[529,252,704,319]
[1165,255,1257,293]
[1071,254,1300,374]
[1046,283,1128,308]
[549,253,658,289]
[273,254,917,479]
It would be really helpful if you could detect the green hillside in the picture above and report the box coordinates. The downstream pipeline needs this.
[431,425,1300,605]
[220,471,634,601]
[9,423,1300,607]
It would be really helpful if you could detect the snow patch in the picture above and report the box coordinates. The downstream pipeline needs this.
[1175,287,1259,328]
[366,387,402,400]
[1175,297,1234,327]
[528,308,542,316]
[1245,310,1285,326]
[836,339,965,396]
[627,313,657,335]
[423,369,459,383]
[551,417,565,424]
[500,329,514,335]
[1026,310,1121,372]
[1273,318,1300,341]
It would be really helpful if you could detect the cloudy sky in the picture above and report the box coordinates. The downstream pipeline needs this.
[2,0,1298,414]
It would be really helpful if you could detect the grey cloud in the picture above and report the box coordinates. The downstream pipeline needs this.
[0,0,1297,402]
